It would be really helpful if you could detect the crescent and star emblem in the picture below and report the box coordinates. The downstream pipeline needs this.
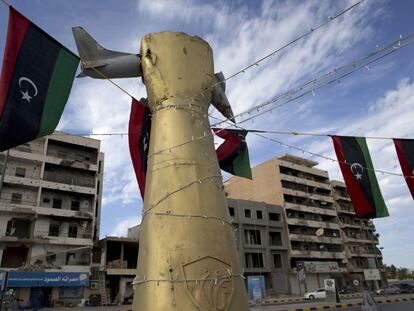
[142,134,149,152]
[18,77,38,103]
[350,162,364,180]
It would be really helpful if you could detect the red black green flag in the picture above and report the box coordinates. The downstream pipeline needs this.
[213,128,252,179]
[0,7,79,151]
[128,98,151,199]
[332,136,388,218]
[393,138,414,199]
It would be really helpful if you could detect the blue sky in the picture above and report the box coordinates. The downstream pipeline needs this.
[1,0,414,268]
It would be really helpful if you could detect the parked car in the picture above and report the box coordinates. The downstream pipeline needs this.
[376,285,401,295]
[338,286,356,294]
[393,283,414,293]
[304,288,326,300]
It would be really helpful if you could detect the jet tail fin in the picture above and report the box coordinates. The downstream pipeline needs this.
[71,27,142,79]
[72,27,133,65]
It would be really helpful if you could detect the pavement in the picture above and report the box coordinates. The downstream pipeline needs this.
[25,293,414,311]
[250,294,414,311]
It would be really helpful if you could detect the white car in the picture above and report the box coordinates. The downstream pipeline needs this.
[304,288,327,300]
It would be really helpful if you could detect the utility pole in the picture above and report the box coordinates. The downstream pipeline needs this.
[131,32,249,310]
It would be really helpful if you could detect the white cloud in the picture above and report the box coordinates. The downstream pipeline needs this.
[110,216,142,237]
[55,0,413,267]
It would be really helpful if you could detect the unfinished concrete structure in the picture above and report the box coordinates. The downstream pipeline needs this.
[227,198,290,295]
[0,132,104,307]
[97,237,138,304]
[331,180,384,289]
[224,154,385,294]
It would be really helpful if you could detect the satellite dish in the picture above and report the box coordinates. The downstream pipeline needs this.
[315,228,325,236]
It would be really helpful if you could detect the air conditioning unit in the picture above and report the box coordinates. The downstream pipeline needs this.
[90,281,99,290]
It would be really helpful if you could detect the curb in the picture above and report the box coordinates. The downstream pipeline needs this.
[270,297,414,311]
[250,293,363,305]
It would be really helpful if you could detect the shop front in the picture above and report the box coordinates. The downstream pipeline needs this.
[5,271,89,308]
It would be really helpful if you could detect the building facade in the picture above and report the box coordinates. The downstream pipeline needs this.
[96,237,138,305]
[331,180,385,289]
[224,154,384,295]
[227,199,290,295]
[0,132,104,307]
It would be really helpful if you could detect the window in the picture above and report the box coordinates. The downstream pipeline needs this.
[52,198,62,209]
[43,198,50,204]
[244,209,251,218]
[65,253,76,265]
[256,210,263,219]
[273,254,282,269]
[71,200,80,211]
[245,253,264,268]
[15,167,26,177]
[244,229,261,245]
[59,287,84,298]
[228,207,235,217]
[46,253,56,265]
[49,223,60,236]
[269,212,280,221]
[68,224,78,238]
[11,193,22,204]
[269,231,282,246]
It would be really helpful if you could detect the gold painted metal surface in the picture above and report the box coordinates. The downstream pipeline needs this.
[132,32,249,310]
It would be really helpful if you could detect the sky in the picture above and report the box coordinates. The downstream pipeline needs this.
[1,0,414,268]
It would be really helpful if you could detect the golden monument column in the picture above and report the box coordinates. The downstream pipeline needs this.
[132,32,250,310]
[70,28,249,310]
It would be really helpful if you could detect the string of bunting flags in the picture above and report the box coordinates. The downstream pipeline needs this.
[127,94,414,220]
[127,98,253,199]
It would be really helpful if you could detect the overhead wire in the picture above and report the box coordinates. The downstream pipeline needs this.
[189,0,366,102]
[211,32,414,127]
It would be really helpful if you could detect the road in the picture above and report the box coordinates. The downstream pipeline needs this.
[251,301,414,311]
[331,301,414,311]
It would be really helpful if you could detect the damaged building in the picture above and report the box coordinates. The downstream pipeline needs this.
[96,236,139,305]
[0,132,104,308]
[224,154,385,295]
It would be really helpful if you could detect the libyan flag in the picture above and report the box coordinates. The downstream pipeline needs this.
[332,136,389,219]
[393,138,414,200]
[128,109,252,199]
[213,128,252,179]
[128,98,151,199]
[0,7,79,151]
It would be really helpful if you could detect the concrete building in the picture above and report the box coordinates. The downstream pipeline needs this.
[224,154,384,294]
[331,180,385,289]
[227,198,290,295]
[0,132,104,307]
[97,237,138,305]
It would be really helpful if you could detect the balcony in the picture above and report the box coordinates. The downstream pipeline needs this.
[282,188,333,203]
[280,173,331,191]
[43,171,96,188]
[284,202,337,216]
[289,233,343,245]
[286,218,340,230]
[44,154,98,172]
[290,249,345,259]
